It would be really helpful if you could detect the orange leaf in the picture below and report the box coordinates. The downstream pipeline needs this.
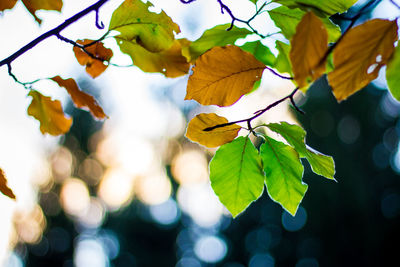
[21,0,62,24]
[73,39,113,78]
[328,19,398,101]
[0,0,18,12]
[186,113,241,147]
[290,12,328,88]
[0,168,16,200]
[52,76,107,120]
[27,90,72,136]
[185,46,266,106]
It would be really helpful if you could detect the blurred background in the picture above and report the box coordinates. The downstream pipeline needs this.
[0,0,399,266]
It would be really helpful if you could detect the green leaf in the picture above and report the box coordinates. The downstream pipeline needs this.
[260,136,307,215]
[273,0,357,16]
[274,41,293,75]
[109,0,180,53]
[386,44,400,101]
[269,6,341,43]
[210,137,265,217]
[267,122,336,180]
[182,24,253,62]
[240,40,276,67]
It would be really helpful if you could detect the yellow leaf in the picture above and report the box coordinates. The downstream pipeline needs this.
[0,0,18,12]
[185,46,266,106]
[290,12,328,88]
[116,38,190,78]
[73,39,113,78]
[186,113,241,148]
[0,168,16,200]
[27,90,72,136]
[51,76,107,120]
[21,0,63,24]
[328,19,398,101]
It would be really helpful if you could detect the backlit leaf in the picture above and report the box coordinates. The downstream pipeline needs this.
[0,169,16,200]
[0,0,17,12]
[109,0,179,53]
[185,45,266,106]
[240,40,276,67]
[260,136,306,215]
[328,19,398,101]
[267,122,335,180]
[116,38,190,78]
[186,113,241,148]
[182,24,252,62]
[27,90,72,136]
[274,41,292,75]
[210,137,265,217]
[73,39,113,78]
[51,76,107,120]
[21,0,63,24]
[269,6,340,43]
[273,0,357,16]
[290,12,328,88]
[386,44,400,101]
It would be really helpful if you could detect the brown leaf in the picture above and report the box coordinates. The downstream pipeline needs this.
[0,168,16,200]
[185,45,266,106]
[328,19,398,101]
[73,40,113,78]
[52,76,107,120]
[27,90,72,136]
[0,0,18,12]
[21,0,63,24]
[290,12,328,88]
[186,113,241,147]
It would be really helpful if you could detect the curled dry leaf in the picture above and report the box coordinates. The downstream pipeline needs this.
[73,39,113,78]
[0,0,18,12]
[21,0,63,24]
[52,76,107,120]
[0,168,16,200]
[27,90,72,136]
[186,113,241,148]
[185,45,266,107]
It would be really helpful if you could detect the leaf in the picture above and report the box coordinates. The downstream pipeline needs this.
[274,41,292,75]
[21,0,63,24]
[240,40,276,67]
[51,76,107,120]
[269,6,341,43]
[210,137,265,217]
[260,136,306,215]
[182,24,253,62]
[116,38,190,78]
[273,0,357,16]
[185,113,241,147]
[27,90,72,136]
[386,44,400,101]
[289,12,328,88]
[0,0,18,12]
[73,39,113,78]
[328,19,398,101]
[185,45,266,106]
[109,0,179,53]
[0,169,16,200]
[267,122,335,180]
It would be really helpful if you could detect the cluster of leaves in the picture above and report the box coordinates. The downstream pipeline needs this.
[1,0,400,218]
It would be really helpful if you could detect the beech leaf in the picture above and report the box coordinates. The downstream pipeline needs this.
[328,19,398,101]
[27,90,72,136]
[51,76,107,120]
[109,0,180,53]
[260,136,306,216]
[0,0,18,12]
[210,137,265,217]
[0,168,16,200]
[274,41,292,75]
[273,0,357,16]
[240,40,276,67]
[21,0,63,24]
[73,39,113,78]
[185,45,266,106]
[290,11,328,88]
[386,44,400,101]
[186,113,241,148]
